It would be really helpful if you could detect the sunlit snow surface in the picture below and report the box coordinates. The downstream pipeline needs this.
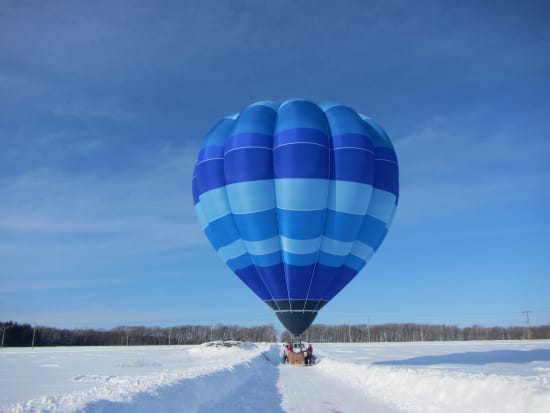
[1,340,549,412]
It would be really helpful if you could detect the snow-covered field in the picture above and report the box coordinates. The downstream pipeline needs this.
[1,340,549,412]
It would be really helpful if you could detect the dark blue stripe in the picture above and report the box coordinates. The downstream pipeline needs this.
[322,265,359,301]
[256,264,288,299]
[274,144,329,179]
[274,128,329,148]
[225,133,273,152]
[373,160,399,197]
[197,145,225,164]
[306,264,341,299]
[330,147,375,184]
[194,159,225,197]
[361,119,394,149]
[277,209,326,239]
[192,175,199,205]
[233,210,279,241]
[284,264,315,299]
[375,147,398,164]
[224,147,274,184]
[235,265,272,300]
[331,133,374,151]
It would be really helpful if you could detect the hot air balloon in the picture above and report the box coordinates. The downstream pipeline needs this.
[192,99,398,336]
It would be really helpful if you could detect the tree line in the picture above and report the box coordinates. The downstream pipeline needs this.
[3,321,549,347]
[0,321,276,347]
[290,323,550,343]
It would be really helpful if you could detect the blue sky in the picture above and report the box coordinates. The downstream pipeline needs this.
[1,0,549,330]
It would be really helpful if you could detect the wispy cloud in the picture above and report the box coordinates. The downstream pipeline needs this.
[41,98,138,123]
[0,145,207,290]
[1,156,203,237]
[394,110,550,223]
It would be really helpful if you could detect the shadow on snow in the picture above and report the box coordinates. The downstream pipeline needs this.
[374,349,550,366]
[82,354,284,413]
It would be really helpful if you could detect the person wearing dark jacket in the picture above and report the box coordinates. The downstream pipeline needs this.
[306,344,313,365]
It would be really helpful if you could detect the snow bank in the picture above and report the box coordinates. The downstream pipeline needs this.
[2,345,280,413]
[77,356,281,413]
[318,358,550,413]
[3,341,549,412]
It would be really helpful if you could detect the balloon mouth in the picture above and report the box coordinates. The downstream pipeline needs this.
[275,311,319,335]
[266,299,327,335]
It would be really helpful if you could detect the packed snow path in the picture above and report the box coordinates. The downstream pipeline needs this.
[1,340,550,412]
[278,362,398,412]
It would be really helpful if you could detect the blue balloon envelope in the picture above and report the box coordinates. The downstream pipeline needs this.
[192,99,398,335]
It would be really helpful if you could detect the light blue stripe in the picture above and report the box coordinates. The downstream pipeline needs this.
[194,201,209,229]
[386,205,397,227]
[197,187,231,224]
[198,180,374,225]
[226,180,276,214]
[244,236,281,255]
[275,178,329,211]
[327,181,373,215]
[320,237,354,256]
[217,239,247,262]
[350,241,375,262]
[367,189,397,224]
[280,236,321,254]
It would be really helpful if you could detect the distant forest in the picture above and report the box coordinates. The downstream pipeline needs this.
[294,323,550,343]
[2,321,549,347]
[0,321,277,347]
